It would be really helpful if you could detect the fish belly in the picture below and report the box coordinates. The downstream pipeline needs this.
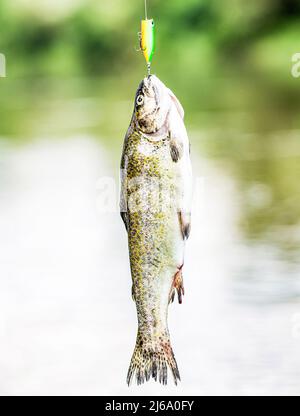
[128,209,183,326]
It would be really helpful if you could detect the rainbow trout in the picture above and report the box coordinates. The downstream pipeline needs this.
[120,75,192,385]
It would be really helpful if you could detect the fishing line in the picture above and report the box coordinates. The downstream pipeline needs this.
[139,0,154,76]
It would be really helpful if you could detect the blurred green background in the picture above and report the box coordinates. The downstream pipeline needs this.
[0,0,300,256]
[1,0,300,396]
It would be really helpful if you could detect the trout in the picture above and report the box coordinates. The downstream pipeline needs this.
[120,75,192,385]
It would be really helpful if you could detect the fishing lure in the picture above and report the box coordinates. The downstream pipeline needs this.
[137,19,155,75]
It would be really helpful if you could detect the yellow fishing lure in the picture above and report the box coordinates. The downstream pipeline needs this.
[140,19,155,64]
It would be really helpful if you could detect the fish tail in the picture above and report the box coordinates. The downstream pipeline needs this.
[127,331,180,386]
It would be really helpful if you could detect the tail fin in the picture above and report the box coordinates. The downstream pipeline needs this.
[127,332,180,386]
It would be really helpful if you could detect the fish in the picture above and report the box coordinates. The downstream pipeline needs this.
[120,75,192,385]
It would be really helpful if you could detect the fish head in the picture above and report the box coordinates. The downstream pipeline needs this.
[134,75,173,134]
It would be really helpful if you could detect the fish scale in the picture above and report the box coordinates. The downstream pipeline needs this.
[120,75,192,385]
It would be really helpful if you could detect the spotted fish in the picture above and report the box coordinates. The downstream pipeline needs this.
[120,75,192,385]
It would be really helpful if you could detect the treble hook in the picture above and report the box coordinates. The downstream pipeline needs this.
[135,32,142,52]
[135,32,147,52]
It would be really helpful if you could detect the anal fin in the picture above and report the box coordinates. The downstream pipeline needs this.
[169,266,185,304]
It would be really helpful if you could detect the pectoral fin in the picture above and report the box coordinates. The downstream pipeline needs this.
[178,212,191,240]
[169,266,185,304]
[170,138,183,163]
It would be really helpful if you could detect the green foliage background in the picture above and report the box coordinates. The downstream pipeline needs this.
[0,0,300,253]
[0,0,299,78]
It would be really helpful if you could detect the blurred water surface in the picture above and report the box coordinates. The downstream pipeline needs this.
[0,74,300,395]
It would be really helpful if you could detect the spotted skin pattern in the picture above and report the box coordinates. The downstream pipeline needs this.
[120,76,192,386]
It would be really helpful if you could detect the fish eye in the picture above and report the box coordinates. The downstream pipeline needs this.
[136,94,144,105]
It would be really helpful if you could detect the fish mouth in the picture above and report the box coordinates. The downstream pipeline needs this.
[142,75,160,105]
[136,75,165,134]
[141,75,153,95]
